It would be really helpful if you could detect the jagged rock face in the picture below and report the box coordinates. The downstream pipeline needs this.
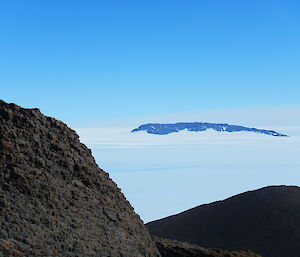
[153,237,261,257]
[0,100,160,257]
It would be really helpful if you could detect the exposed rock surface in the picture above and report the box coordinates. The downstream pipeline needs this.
[131,122,288,137]
[147,186,300,257]
[153,237,261,257]
[0,100,160,257]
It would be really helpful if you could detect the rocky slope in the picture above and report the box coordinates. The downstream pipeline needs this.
[131,122,288,137]
[153,237,261,257]
[0,100,160,257]
[147,186,300,257]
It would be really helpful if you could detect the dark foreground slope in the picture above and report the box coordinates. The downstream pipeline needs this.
[153,237,261,257]
[147,186,300,257]
[0,100,160,257]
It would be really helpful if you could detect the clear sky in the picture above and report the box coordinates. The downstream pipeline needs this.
[1,1,300,222]
[1,0,299,126]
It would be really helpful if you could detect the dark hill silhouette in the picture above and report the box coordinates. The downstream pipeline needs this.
[147,186,300,257]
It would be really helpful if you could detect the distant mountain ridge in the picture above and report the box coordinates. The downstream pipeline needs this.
[132,122,288,137]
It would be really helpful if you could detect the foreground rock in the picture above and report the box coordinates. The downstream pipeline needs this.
[147,186,300,257]
[0,100,160,257]
[153,237,261,257]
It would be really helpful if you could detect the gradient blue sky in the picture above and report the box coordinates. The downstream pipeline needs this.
[1,0,299,126]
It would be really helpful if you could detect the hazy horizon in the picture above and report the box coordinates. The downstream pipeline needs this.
[1,1,299,222]
[75,122,300,222]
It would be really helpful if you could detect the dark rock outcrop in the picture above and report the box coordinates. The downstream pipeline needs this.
[0,100,160,257]
[132,122,288,137]
[147,186,300,257]
[153,237,261,257]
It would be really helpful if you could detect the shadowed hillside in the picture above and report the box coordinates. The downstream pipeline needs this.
[153,236,261,257]
[147,186,300,257]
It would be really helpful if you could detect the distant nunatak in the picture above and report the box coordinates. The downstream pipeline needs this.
[131,122,288,137]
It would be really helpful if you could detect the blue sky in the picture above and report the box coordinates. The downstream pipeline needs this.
[1,0,299,126]
[1,1,300,222]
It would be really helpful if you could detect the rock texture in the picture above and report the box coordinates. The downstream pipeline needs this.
[132,122,288,137]
[153,237,261,257]
[0,100,160,257]
[147,186,300,257]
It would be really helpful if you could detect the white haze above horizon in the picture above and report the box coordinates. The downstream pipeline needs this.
[74,107,300,222]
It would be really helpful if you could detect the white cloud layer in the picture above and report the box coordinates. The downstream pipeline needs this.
[75,123,300,222]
